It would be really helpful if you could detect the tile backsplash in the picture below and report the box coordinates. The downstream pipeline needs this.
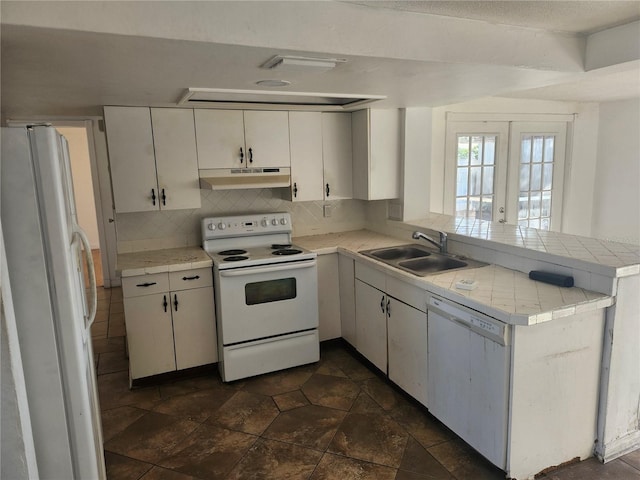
[116,189,367,253]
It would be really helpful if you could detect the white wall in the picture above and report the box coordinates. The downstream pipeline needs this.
[591,98,640,245]
[57,127,100,249]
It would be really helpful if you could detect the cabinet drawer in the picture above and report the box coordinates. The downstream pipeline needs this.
[355,261,386,291]
[122,273,169,298]
[169,267,213,291]
[386,276,427,313]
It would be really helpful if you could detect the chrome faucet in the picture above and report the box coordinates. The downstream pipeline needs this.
[412,230,448,254]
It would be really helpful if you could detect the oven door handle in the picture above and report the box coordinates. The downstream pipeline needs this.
[219,260,316,277]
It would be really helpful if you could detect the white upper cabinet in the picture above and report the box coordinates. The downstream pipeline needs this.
[322,112,353,200]
[104,106,158,213]
[287,112,325,201]
[150,108,201,210]
[104,106,201,213]
[352,109,401,200]
[195,109,290,169]
[194,110,245,168]
[243,111,290,168]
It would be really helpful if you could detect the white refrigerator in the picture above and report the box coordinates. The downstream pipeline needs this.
[1,126,106,479]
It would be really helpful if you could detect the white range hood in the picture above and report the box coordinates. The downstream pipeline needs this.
[199,167,291,190]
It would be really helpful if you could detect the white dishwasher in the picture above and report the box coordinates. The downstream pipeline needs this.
[427,294,511,470]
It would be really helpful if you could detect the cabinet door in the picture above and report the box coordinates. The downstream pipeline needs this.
[352,109,401,200]
[171,287,218,370]
[104,106,158,213]
[388,298,428,407]
[243,111,290,168]
[288,112,324,201]
[322,113,353,200]
[338,254,356,347]
[317,254,341,341]
[355,279,387,372]
[194,109,245,169]
[124,293,176,379]
[151,108,201,210]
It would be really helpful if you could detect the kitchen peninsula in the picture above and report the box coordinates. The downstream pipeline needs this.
[294,213,639,480]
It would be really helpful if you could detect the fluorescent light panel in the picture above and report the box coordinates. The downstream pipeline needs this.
[261,55,347,72]
[178,88,386,110]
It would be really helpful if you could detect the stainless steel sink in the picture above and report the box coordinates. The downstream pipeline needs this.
[366,245,432,261]
[399,255,468,274]
[359,244,487,276]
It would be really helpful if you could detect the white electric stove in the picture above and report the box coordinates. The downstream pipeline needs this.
[202,212,319,382]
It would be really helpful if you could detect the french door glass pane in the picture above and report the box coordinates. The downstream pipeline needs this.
[455,134,497,221]
[518,134,556,230]
[543,164,553,190]
[484,137,496,165]
[471,137,483,165]
[458,137,470,166]
[532,137,544,163]
[543,136,555,162]
[456,168,468,196]
[531,164,542,190]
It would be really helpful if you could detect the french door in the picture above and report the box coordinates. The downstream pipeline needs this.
[506,122,567,230]
[445,120,568,230]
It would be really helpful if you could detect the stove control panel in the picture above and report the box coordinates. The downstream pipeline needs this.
[202,212,293,240]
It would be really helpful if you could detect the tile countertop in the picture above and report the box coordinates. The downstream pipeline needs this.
[294,230,614,327]
[403,213,640,277]
[116,246,212,277]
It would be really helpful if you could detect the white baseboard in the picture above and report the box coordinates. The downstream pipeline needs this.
[595,430,640,462]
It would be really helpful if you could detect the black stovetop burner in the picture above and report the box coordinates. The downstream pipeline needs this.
[223,255,249,262]
[272,248,303,256]
[218,249,247,256]
[271,244,292,249]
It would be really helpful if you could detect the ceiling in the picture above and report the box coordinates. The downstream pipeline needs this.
[1,1,639,120]
[348,1,640,34]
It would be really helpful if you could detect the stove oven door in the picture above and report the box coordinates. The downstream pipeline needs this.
[216,259,319,345]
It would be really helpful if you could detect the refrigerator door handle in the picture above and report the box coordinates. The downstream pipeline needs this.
[73,224,97,327]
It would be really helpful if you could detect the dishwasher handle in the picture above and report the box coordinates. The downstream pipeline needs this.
[428,296,509,346]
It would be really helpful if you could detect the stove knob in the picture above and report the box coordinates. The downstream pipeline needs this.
[217,222,226,230]
[261,218,268,227]
[280,217,288,226]
[207,223,216,231]
[271,218,278,226]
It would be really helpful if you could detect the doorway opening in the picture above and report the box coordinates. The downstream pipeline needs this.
[56,126,104,287]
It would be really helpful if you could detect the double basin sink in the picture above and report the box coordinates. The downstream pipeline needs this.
[359,244,487,277]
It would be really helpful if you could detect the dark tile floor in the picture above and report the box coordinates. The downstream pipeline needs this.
[92,287,640,480]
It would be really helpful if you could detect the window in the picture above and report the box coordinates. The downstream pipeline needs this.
[445,119,567,231]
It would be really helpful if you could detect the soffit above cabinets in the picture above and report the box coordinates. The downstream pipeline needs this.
[177,88,386,111]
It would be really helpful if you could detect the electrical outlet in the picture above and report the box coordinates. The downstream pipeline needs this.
[323,204,332,217]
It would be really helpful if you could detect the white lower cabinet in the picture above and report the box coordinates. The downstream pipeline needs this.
[338,254,356,347]
[387,298,428,407]
[354,261,428,406]
[123,268,217,382]
[355,278,388,372]
[171,287,218,370]
[317,254,341,341]
[124,292,177,379]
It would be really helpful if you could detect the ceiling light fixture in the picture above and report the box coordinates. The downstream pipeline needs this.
[256,79,291,87]
[177,88,386,111]
[261,55,347,74]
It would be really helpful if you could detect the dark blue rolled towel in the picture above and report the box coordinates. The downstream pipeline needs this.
[529,270,574,287]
